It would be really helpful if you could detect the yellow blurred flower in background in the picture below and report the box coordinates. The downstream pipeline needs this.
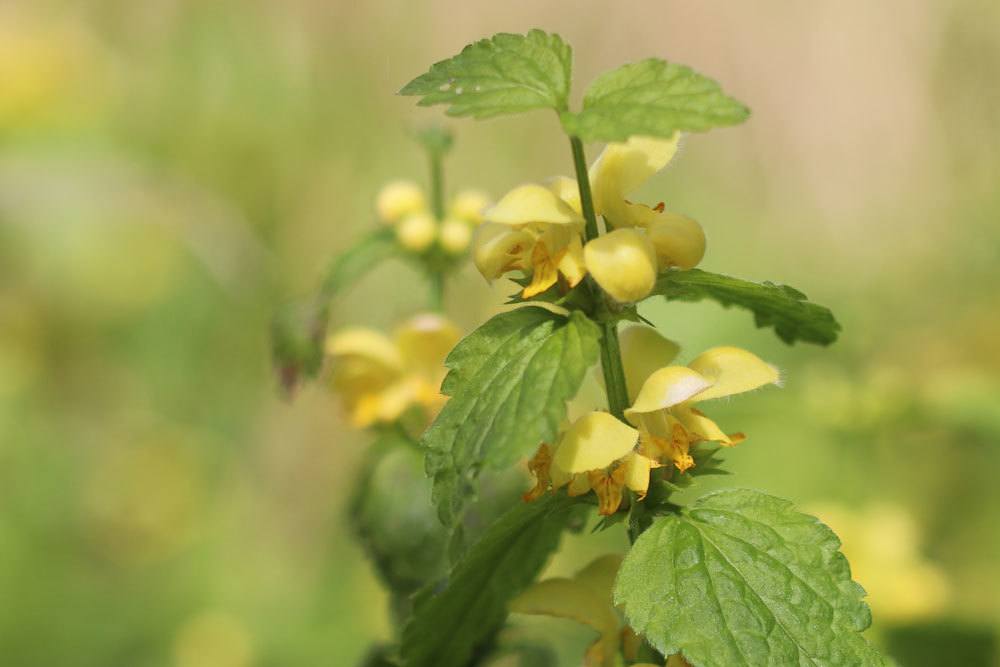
[809,503,950,623]
[173,611,254,667]
[0,7,106,129]
[325,313,460,428]
[375,180,488,255]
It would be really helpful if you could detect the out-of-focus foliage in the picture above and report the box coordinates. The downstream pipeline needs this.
[1,0,998,664]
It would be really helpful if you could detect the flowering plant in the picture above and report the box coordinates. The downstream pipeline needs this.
[276,29,886,667]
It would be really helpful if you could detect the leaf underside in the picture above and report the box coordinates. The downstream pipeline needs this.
[653,269,841,346]
[615,489,886,666]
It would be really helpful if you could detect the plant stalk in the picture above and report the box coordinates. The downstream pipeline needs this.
[568,136,630,420]
[428,148,446,311]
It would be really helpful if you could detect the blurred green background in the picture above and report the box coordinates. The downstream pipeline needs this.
[1,1,999,665]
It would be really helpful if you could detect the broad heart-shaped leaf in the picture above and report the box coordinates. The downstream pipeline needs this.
[424,306,601,525]
[651,269,841,346]
[615,489,887,667]
[561,58,750,142]
[401,492,579,667]
[400,30,573,118]
[271,227,398,392]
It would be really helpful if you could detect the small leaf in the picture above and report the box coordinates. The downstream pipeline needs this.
[270,228,399,393]
[423,307,601,526]
[401,493,580,667]
[652,268,841,346]
[615,489,887,666]
[561,58,750,142]
[317,227,399,301]
[414,125,454,157]
[400,30,573,118]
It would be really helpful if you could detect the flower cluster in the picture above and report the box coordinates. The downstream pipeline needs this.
[525,326,780,515]
[325,313,460,428]
[376,180,489,255]
[472,134,705,302]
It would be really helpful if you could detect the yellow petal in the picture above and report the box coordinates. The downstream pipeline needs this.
[553,411,638,473]
[667,654,694,667]
[485,183,584,226]
[394,313,461,374]
[548,175,582,214]
[557,233,587,287]
[509,578,619,639]
[590,134,681,222]
[472,223,533,281]
[673,404,734,445]
[439,217,473,254]
[625,366,714,421]
[396,212,437,252]
[448,189,490,224]
[622,452,656,498]
[647,212,706,270]
[619,326,681,402]
[376,180,426,223]
[326,328,403,370]
[573,554,623,600]
[686,346,780,402]
[584,229,658,303]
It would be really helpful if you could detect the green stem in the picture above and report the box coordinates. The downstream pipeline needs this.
[569,136,600,242]
[429,150,445,221]
[428,271,445,312]
[427,149,446,311]
[567,135,630,420]
[599,321,629,421]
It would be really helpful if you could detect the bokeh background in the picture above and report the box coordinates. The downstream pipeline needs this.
[2,1,999,665]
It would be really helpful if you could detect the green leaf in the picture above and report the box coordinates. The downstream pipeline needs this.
[400,30,573,118]
[615,489,886,667]
[317,227,399,301]
[423,307,601,525]
[652,268,841,346]
[350,434,448,596]
[401,493,579,667]
[270,228,398,393]
[561,58,750,142]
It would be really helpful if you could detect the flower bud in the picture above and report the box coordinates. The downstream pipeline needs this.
[376,180,425,223]
[583,229,658,303]
[449,189,490,224]
[439,217,472,255]
[395,212,437,252]
[647,213,706,270]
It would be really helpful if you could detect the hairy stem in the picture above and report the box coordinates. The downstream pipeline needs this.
[569,136,600,242]
[568,136,630,420]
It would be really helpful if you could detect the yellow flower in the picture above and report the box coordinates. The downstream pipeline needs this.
[583,228,658,303]
[625,346,780,473]
[477,136,705,303]
[475,183,586,298]
[509,554,625,667]
[325,313,460,427]
[376,180,427,224]
[396,212,437,252]
[375,181,489,254]
[523,411,649,516]
[589,134,706,270]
